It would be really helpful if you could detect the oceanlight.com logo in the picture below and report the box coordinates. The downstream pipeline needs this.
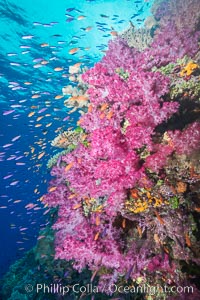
[24,283,194,296]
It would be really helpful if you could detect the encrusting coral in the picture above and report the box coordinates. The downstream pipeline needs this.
[120,20,156,51]
[51,128,87,149]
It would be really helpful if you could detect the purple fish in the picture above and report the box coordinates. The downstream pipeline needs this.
[7,156,16,160]
[15,156,24,160]
[10,181,19,186]
[3,110,15,115]
[38,107,47,113]
[10,105,22,108]
[63,116,70,121]
[12,135,21,142]
[3,175,13,179]
[66,17,74,23]
[3,143,13,148]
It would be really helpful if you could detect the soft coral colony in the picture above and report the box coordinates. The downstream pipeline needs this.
[43,0,200,298]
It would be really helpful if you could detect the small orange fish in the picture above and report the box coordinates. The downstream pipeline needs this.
[72,62,82,68]
[65,162,73,172]
[41,60,49,65]
[77,158,82,164]
[81,134,87,141]
[85,26,92,32]
[100,103,109,111]
[54,95,64,100]
[30,147,35,153]
[69,47,79,55]
[137,225,142,238]
[88,104,93,113]
[49,186,57,192]
[110,31,118,36]
[77,118,83,125]
[122,218,126,228]
[94,232,100,240]
[36,116,44,121]
[96,215,100,226]
[73,203,82,210]
[28,111,35,117]
[54,67,63,71]
[77,15,86,20]
[130,189,138,199]
[194,207,200,212]
[155,210,165,225]
[163,247,169,254]
[85,198,90,205]
[31,94,41,99]
[68,194,77,199]
[38,152,45,159]
[40,43,49,47]
[107,111,113,119]
[35,124,42,127]
[185,232,191,247]
[100,113,105,119]
[24,81,32,85]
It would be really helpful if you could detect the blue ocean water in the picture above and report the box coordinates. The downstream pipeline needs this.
[0,0,153,278]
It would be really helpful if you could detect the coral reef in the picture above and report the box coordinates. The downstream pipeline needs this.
[42,0,200,297]
[3,1,200,300]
